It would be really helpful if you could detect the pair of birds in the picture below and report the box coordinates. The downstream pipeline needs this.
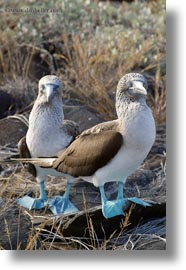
[16,73,156,219]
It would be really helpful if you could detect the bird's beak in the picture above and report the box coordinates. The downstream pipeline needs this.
[129,81,147,96]
[45,84,55,102]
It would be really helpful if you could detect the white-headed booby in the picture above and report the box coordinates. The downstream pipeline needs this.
[17,75,80,214]
[16,73,156,218]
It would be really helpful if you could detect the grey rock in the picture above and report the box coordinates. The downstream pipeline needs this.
[0,204,31,250]
[0,117,27,147]
[0,90,13,119]
[63,105,104,131]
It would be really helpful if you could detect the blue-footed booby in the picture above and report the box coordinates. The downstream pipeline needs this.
[17,75,80,214]
[16,73,156,218]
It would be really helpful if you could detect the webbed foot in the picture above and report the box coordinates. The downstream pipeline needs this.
[48,196,78,215]
[128,197,152,207]
[16,180,47,210]
[17,196,47,210]
[102,198,126,219]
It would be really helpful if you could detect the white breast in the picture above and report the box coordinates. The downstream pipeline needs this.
[83,105,156,187]
[26,105,72,157]
[27,128,71,157]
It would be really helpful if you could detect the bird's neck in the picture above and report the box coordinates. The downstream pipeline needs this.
[116,95,155,151]
[29,99,64,128]
[116,94,147,121]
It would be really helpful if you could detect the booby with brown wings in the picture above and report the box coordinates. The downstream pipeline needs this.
[16,73,156,218]
[17,75,80,214]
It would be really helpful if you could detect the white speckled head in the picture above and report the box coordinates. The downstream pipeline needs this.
[117,73,147,97]
[39,75,62,88]
[38,75,63,103]
[116,73,148,118]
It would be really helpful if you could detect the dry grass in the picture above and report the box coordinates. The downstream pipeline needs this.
[58,32,160,120]
[0,0,166,122]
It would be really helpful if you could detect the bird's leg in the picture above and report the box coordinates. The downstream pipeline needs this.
[118,181,152,207]
[48,181,79,215]
[62,181,72,199]
[117,181,124,200]
[99,181,152,219]
[39,180,47,201]
[16,180,48,210]
[116,180,151,207]
[99,184,126,219]
[99,186,107,204]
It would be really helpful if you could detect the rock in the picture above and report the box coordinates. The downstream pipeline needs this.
[0,90,13,119]
[126,169,155,188]
[135,239,166,250]
[114,216,166,250]
[0,117,27,147]
[0,204,31,250]
[40,200,166,239]
[15,45,52,81]
[63,105,104,131]
[28,52,52,80]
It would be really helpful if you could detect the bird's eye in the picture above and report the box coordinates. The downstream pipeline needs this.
[128,81,133,88]
[41,85,45,90]
[54,85,59,92]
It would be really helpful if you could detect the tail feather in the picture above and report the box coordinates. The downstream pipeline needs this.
[11,158,55,168]
[0,154,19,163]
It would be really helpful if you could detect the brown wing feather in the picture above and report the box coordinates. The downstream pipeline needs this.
[79,119,119,136]
[53,130,123,177]
[63,120,80,138]
[18,137,36,177]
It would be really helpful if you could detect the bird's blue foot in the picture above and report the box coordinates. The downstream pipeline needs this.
[99,183,152,219]
[99,185,127,219]
[48,196,78,215]
[128,197,152,207]
[16,195,47,210]
[48,182,79,215]
[102,198,126,219]
[16,180,47,210]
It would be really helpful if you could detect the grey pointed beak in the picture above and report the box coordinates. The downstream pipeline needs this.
[45,84,55,102]
[129,81,147,96]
